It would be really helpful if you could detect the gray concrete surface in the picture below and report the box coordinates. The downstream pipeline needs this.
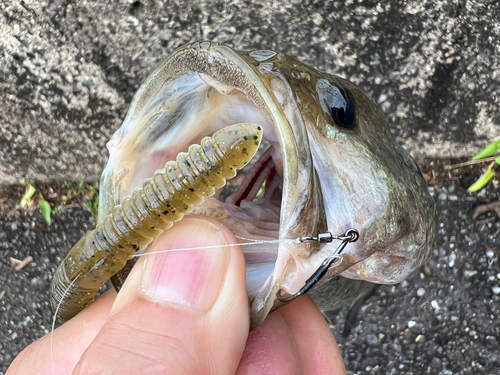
[1,0,499,185]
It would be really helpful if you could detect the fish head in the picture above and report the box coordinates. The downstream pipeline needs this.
[99,42,438,328]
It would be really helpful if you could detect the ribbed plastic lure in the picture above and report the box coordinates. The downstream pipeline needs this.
[50,123,263,323]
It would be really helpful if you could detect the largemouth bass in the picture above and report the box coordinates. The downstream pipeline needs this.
[51,41,437,328]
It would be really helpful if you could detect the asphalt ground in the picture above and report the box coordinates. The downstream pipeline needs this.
[1,161,500,375]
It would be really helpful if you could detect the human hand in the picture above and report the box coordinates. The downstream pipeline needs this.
[7,217,346,374]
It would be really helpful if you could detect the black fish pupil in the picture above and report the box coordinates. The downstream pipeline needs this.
[331,100,356,128]
[328,87,356,129]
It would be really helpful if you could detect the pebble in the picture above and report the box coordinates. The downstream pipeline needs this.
[486,336,497,348]
[491,286,500,295]
[431,357,442,369]
[448,253,456,267]
[431,300,440,311]
[417,288,425,297]
[392,340,402,353]
[464,270,478,277]
[10,222,18,231]
[366,334,379,346]
[438,192,447,201]
[423,264,432,276]
[408,320,417,328]
[465,235,475,244]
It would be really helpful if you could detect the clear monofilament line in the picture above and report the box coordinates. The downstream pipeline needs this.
[131,238,299,258]
[51,274,81,375]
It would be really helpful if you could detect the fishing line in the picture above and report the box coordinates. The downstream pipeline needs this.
[130,229,359,258]
[51,273,81,375]
[131,237,299,258]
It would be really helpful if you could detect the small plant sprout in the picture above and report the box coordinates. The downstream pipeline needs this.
[38,193,52,225]
[20,181,36,208]
[468,140,500,192]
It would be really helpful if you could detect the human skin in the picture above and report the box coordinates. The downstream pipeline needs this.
[7,218,346,375]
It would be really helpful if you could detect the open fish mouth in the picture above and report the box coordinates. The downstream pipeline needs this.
[62,41,437,328]
[99,42,320,327]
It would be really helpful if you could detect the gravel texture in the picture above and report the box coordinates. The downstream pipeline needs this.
[327,166,500,375]
[1,163,500,375]
[1,0,499,184]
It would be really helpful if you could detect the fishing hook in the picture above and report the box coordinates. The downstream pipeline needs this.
[277,228,359,303]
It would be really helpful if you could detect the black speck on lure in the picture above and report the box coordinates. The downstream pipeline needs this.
[51,42,437,329]
[51,123,263,323]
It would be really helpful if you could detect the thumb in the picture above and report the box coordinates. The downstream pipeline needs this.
[73,217,249,375]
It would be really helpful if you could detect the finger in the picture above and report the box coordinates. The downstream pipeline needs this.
[73,217,249,375]
[236,296,345,375]
[235,311,303,375]
[280,296,346,374]
[6,289,116,375]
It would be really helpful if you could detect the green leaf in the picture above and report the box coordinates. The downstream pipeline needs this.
[38,194,52,225]
[85,196,99,215]
[20,182,36,208]
[468,162,495,192]
[496,155,500,165]
[472,140,500,160]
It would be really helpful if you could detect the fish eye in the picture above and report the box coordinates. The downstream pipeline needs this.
[316,79,357,129]
[329,89,356,129]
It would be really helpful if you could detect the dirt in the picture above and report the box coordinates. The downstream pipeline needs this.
[1,160,499,375]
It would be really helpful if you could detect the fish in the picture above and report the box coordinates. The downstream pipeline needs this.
[51,41,438,329]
